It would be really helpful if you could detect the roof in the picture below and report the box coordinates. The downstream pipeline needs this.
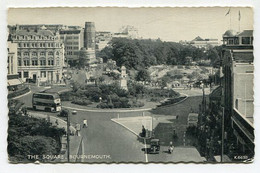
[223,30,237,37]
[237,30,253,37]
[192,36,204,41]
[15,29,54,36]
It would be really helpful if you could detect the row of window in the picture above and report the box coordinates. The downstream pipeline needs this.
[18,58,60,66]
[13,35,57,40]
[17,42,62,48]
[65,46,79,50]
[66,51,78,55]
[18,51,60,56]
[226,37,253,45]
[65,41,79,45]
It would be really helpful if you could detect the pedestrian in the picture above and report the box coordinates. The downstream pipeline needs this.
[142,125,146,137]
[168,141,174,154]
[76,123,81,136]
[83,119,88,128]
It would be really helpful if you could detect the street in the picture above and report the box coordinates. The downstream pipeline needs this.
[15,84,205,162]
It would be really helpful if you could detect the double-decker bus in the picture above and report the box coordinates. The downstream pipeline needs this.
[32,92,61,112]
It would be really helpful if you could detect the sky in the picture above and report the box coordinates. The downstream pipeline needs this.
[8,7,254,42]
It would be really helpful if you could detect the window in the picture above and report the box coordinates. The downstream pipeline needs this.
[18,72,22,78]
[40,58,46,66]
[32,58,38,66]
[40,52,45,56]
[48,52,53,56]
[32,52,37,56]
[56,52,59,55]
[24,72,29,78]
[18,52,21,56]
[228,39,234,45]
[23,59,30,66]
[48,58,54,65]
[242,37,250,44]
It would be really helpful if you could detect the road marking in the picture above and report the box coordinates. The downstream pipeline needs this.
[81,137,85,162]
[12,90,31,99]
[144,138,148,163]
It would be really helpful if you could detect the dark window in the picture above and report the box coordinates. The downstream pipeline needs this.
[242,37,250,44]
[24,72,29,78]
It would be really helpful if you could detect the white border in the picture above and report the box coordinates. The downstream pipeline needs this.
[1,1,259,173]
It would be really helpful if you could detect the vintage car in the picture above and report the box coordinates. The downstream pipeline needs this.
[150,139,160,154]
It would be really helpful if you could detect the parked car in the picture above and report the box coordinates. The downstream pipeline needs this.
[150,139,160,154]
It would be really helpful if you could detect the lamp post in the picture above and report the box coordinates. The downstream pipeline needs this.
[221,106,225,162]
[66,110,70,162]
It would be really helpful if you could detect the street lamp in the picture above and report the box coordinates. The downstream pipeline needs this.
[65,109,71,162]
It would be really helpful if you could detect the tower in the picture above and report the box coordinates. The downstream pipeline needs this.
[84,22,96,49]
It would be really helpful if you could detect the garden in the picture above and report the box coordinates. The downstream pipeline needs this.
[60,80,180,109]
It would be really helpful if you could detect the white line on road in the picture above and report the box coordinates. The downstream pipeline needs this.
[81,137,85,162]
[144,138,148,163]
[12,90,31,99]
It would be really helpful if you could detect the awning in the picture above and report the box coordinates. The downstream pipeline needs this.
[7,79,22,86]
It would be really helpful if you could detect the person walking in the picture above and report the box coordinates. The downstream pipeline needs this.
[83,119,88,128]
[76,123,81,136]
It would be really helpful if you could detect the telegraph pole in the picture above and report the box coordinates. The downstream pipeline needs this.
[66,110,70,162]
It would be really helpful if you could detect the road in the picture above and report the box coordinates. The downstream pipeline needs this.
[15,84,205,162]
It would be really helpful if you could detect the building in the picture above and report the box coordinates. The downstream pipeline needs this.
[59,26,84,66]
[9,26,65,85]
[84,22,96,49]
[221,29,254,158]
[78,47,97,65]
[96,31,112,51]
[180,36,219,48]
[7,41,23,90]
[113,25,139,39]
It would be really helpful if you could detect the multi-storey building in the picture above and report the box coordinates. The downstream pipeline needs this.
[9,27,65,85]
[221,29,254,158]
[59,26,84,66]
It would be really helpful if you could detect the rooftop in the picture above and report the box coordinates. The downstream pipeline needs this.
[15,29,54,36]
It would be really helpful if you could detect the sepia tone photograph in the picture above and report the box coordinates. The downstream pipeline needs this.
[6,7,254,163]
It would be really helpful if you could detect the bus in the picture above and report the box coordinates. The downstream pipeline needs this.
[32,92,61,112]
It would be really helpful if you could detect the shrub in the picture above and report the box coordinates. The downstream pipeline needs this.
[71,98,92,106]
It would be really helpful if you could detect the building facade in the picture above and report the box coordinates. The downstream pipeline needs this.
[222,29,254,158]
[59,26,84,66]
[9,27,65,85]
[7,41,24,90]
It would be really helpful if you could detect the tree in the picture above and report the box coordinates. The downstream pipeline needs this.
[135,69,151,82]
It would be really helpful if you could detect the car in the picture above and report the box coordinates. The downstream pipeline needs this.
[150,139,160,154]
